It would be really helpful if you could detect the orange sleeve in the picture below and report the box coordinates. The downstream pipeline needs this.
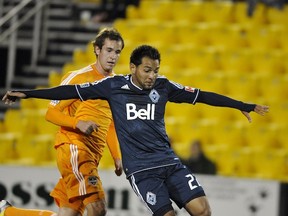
[45,71,81,129]
[106,121,122,160]
[45,100,78,129]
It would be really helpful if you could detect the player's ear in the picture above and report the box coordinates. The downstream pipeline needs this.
[130,63,136,74]
[94,46,100,56]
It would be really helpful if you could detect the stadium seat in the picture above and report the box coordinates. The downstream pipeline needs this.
[213,145,235,176]
[34,109,58,135]
[252,148,287,180]
[231,147,255,177]
[205,1,236,23]
[267,7,288,25]
[16,134,55,165]
[48,70,62,87]
[73,48,88,64]
[0,133,18,163]
[3,109,25,134]
[98,145,115,170]
[126,4,140,20]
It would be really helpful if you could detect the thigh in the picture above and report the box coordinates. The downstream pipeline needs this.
[54,144,105,205]
[128,170,172,215]
[51,178,85,214]
[166,164,205,209]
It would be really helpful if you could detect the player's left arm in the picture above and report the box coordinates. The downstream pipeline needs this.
[196,91,269,122]
[106,121,123,176]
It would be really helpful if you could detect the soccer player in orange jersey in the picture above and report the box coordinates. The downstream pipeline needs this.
[0,27,124,216]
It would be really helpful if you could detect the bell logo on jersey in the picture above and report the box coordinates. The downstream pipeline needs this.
[126,103,155,120]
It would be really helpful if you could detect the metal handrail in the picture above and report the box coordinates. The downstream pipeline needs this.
[0,0,49,43]
[0,0,32,27]
[0,0,50,89]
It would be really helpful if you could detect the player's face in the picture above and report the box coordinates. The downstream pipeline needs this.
[95,38,123,75]
[131,57,160,90]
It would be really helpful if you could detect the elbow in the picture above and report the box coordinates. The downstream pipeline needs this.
[45,108,52,123]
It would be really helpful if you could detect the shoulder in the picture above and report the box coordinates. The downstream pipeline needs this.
[90,74,128,85]
[155,75,185,89]
[61,65,94,85]
[155,75,169,85]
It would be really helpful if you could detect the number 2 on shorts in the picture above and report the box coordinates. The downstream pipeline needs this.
[185,174,201,190]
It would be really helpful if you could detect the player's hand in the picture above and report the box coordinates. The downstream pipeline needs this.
[241,104,269,123]
[241,111,252,123]
[114,158,123,176]
[76,120,100,135]
[254,104,269,116]
[2,91,27,105]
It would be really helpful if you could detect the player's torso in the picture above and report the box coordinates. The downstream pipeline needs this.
[57,65,113,156]
[108,76,177,175]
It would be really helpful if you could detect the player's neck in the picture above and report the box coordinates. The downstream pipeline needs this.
[95,62,112,77]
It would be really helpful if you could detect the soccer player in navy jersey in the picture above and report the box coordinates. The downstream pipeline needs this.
[3,45,269,216]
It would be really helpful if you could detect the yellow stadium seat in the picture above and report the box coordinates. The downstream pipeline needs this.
[180,1,206,23]
[98,145,115,170]
[0,121,4,132]
[34,109,58,135]
[3,109,25,134]
[126,5,140,20]
[267,7,288,25]
[73,48,88,64]
[33,99,50,110]
[250,3,269,25]
[233,1,251,24]
[252,148,287,180]
[48,70,62,87]
[222,49,256,75]
[16,134,55,165]
[232,147,255,177]
[212,145,235,176]
[0,133,18,163]
[204,1,236,23]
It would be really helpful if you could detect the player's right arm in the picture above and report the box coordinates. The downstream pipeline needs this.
[45,72,81,129]
[45,99,78,128]
[46,72,101,133]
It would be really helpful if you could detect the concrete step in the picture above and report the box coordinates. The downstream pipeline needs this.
[0,38,33,48]
[45,55,72,66]
[47,41,87,53]
[11,75,49,88]
[22,65,63,76]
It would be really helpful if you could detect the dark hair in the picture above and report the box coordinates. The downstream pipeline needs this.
[130,45,161,66]
[92,27,125,50]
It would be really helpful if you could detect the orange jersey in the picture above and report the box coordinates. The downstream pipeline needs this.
[46,63,121,162]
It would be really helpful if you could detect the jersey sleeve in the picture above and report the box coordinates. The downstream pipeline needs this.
[75,77,112,101]
[45,100,78,129]
[45,72,81,129]
[106,120,122,160]
[167,80,200,104]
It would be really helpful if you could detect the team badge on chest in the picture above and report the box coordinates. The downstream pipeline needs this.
[149,89,160,103]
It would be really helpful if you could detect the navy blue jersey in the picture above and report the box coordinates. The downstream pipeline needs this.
[75,74,200,177]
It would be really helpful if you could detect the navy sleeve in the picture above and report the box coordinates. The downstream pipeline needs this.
[19,85,79,100]
[196,91,256,112]
[75,77,111,101]
[167,80,200,104]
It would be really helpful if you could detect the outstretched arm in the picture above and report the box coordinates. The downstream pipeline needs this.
[2,85,79,105]
[196,91,269,122]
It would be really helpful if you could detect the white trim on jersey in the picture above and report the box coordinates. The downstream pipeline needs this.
[70,144,87,196]
[61,65,94,85]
